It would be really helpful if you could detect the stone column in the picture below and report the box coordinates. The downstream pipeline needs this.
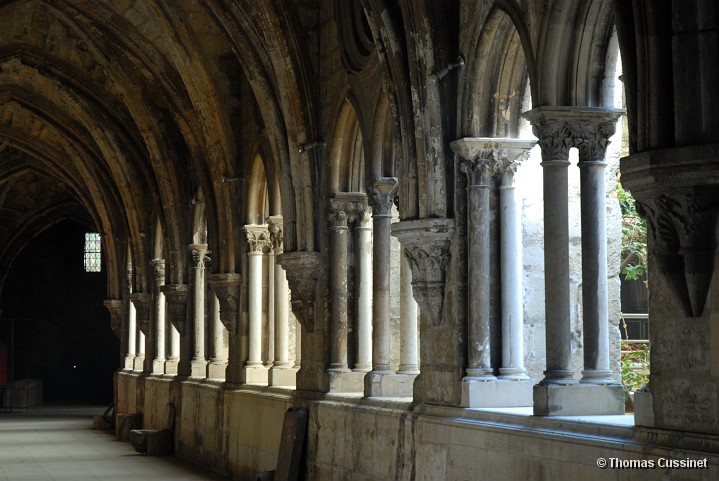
[136,330,145,372]
[397,253,419,374]
[267,217,297,386]
[189,244,209,377]
[207,292,228,380]
[354,209,373,372]
[129,293,151,373]
[523,110,576,388]
[125,268,137,370]
[150,259,166,375]
[208,273,242,383]
[160,283,188,376]
[497,146,532,380]
[327,196,351,373]
[365,178,400,397]
[461,153,497,382]
[575,112,622,386]
[244,225,271,383]
[525,107,624,415]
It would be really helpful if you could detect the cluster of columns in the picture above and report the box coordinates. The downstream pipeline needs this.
[451,138,535,408]
[525,107,624,416]
[326,180,420,397]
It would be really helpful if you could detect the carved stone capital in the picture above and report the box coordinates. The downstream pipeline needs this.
[523,107,623,162]
[160,284,189,335]
[209,273,242,334]
[328,192,368,227]
[103,299,124,339]
[150,258,165,285]
[368,177,398,216]
[128,292,152,335]
[391,218,454,326]
[189,244,210,269]
[267,215,284,252]
[244,225,272,254]
[277,251,321,332]
[451,138,535,187]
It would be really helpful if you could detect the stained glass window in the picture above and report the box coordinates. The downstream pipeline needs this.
[84,232,101,272]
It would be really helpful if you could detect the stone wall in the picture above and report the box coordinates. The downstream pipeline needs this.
[119,373,718,481]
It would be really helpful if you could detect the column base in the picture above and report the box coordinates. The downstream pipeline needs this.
[207,361,228,380]
[190,360,207,378]
[268,366,298,387]
[327,369,365,393]
[133,355,145,371]
[533,383,625,416]
[364,371,415,398]
[633,388,654,427]
[164,359,178,375]
[124,356,135,370]
[243,364,269,384]
[461,378,534,408]
[152,359,166,374]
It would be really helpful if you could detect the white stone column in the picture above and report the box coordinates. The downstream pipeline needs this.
[497,147,532,380]
[125,271,137,370]
[135,329,145,372]
[150,259,166,375]
[294,319,302,369]
[576,113,622,385]
[189,244,209,377]
[267,216,297,386]
[398,253,419,374]
[166,322,180,375]
[354,209,373,372]
[365,178,400,397]
[244,225,271,383]
[207,292,228,380]
[327,197,352,373]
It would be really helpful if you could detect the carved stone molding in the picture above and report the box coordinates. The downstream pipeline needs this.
[160,284,189,335]
[150,258,165,285]
[391,218,454,326]
[266,215,284,252]
[277,251,321,332]
[129,292,152,335]
[451,138,536,187]
[522,107,623,162]
[103,299,124,339]
[636,191,719,317]
[328,192,368,227]
[368,177,398,216]
[244,225,272,254]
[209,273,242,334]
[189,244,210,269]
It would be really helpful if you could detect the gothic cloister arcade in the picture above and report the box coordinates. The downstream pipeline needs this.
[0,1,717,479]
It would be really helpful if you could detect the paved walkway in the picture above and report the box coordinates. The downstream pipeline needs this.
[0,405,230,481]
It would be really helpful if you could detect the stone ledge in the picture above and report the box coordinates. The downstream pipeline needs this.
[533,383,625,416]
[460,379,534,408]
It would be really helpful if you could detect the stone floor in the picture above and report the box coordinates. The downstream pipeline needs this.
[0,404,230,481]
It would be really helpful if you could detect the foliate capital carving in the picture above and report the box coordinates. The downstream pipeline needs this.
[451,138,535,187]
[244,225,272,253]
[635,189,719,317]
[277,251,321,332]
[103,299,124,339]
[391,218,454,327]
[328,192,368,227]
[189,244,210,269]
[368,177,398,216]
[522,107,622,162]
[160,284,189,335]
[209,273,242,334]
[129,292,152,335]
[266,215,284,251]
[150,258,166,284]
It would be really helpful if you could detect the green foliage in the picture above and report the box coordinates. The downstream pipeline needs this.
[620,341,650,393]
[617,183,647,281]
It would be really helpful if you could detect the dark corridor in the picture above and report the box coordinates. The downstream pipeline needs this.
[0,221,118,405]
